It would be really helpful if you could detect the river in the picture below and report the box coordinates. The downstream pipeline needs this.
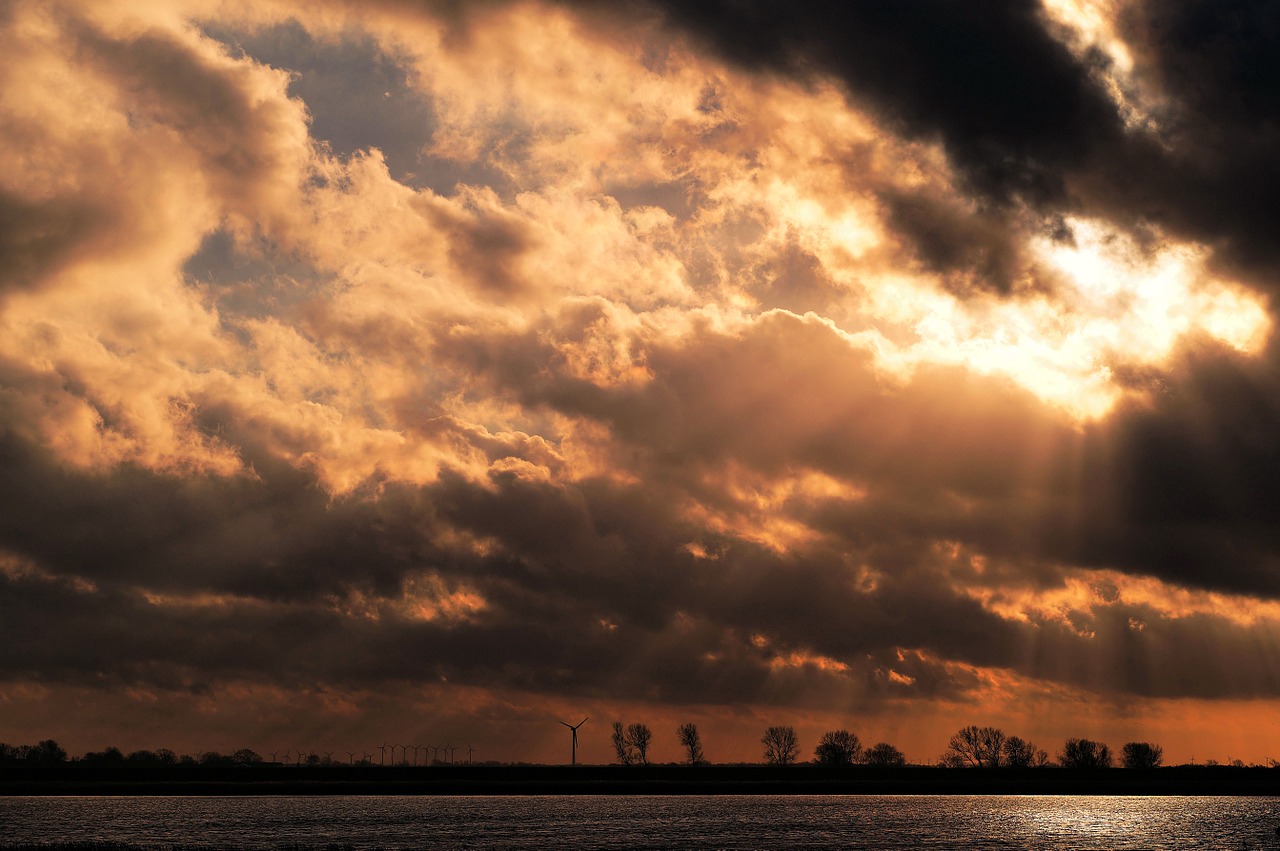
[3,794,1279,849]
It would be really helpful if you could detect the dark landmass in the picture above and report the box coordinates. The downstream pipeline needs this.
[4,763,1280,796]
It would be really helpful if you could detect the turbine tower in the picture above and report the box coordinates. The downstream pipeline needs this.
[558,717,588,766]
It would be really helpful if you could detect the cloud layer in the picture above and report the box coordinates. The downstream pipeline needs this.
[3,0,1280,762]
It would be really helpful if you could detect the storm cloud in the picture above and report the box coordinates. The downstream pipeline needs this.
[2,0,1280,763]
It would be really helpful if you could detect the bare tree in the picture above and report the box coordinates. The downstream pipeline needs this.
[762,726,799,765]
[946,725,1006,768]
[677,723,704,765]
[863,742,906,766]
[814,730,862,767]
[626,723,653,766]
[1059,738,1112,768]
[1002,736,1040,768]
[1121,742,1163,769]
[612,722,634,766]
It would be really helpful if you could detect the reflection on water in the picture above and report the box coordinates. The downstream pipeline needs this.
[2,795,1279,849]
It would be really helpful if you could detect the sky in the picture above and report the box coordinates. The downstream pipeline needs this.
[4,0,1280,766]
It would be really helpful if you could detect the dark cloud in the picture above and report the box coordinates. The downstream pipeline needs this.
[0,189,113,293]
[613,0,1127,205]
[1110,0,1280,285]
[1043,342,1280,599]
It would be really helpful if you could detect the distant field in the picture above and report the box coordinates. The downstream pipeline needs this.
[3,764,1280,796]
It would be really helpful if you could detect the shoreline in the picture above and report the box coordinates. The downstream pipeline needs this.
[4,765,1280,796]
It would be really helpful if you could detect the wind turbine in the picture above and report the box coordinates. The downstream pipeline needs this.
[559,717,588,766]
[416,744,428,768]
[378,742,388,766]
[347,751,356,765]
[406,744,419,766]
[467,744,476,765]
[448,745,458,765]
[268,751,279,763]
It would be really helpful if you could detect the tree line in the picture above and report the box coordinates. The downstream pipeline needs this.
[607,722,1171,769]
[0,729,1250,769]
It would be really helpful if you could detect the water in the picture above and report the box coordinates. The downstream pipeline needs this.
[2,795,1279,849]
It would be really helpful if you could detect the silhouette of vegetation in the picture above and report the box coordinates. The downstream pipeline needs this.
[611,721,652,765]
[945,725,1006,767]
[627,724,652,766]
[677,723,704,765]
[814,730,862,766]
[124,749,177,765]
[84,747,126,764]
[1059,737,1112,768]
[0,740,67,762]
[1001,736,1048,768]
[863,742,906,766]
[1122,741,1163,769]
[232,748,263,765]
[761,725,799,765]
[612,722,632,765]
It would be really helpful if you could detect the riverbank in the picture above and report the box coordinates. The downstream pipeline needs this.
[4,764,1280,796]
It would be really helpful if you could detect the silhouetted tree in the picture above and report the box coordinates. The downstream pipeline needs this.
[155,748,177,765]
[612,722,634,765]
[1059,738,1112,768]
[126,750,161,764]
[85,746,125,764]
[1122,742,1163,769]
[946,726,1006,767]
[1002,736,1042,768]
[233,749,263,765]
[864,742,907,766]
[0,740,66,763]
[762,726,799,765]
[814,730,862,767]
[626,724,653,766]
[677,723,704,765]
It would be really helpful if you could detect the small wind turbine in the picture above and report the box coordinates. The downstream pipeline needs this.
[416,744,428,768]
[378,742,388,766]
[281,750,291,765]
[467,744,476,765]
[269,751,279,763]
[448,744,458,764]
[559,717,588,766]
[347,751,356,765]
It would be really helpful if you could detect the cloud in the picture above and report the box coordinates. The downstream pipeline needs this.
[3,0,1280,763]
